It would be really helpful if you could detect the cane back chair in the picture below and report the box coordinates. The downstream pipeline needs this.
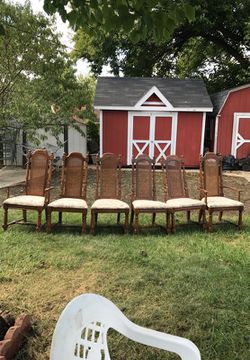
[162,155,206,233]
[50,293,201,360]
[200,152,244,232]
[90,153,129,234]
[2,149,54,231]
[47,152,88,233]
[131,154,168,233]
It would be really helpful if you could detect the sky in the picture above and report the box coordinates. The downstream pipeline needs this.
[15,0,111,77]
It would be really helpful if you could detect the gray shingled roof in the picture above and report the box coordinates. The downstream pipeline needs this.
[210,89,230,115]
[94,77,213,109]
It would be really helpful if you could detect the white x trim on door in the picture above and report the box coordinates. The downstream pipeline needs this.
[231,112,250,157]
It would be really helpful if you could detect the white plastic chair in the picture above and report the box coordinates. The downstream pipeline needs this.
[50,294,201,360]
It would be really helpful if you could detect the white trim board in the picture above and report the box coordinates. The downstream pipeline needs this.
[134,86,174,110]
[231,112,250,157]
[95,105,213,112]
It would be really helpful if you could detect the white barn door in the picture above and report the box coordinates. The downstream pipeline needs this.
[231,113,250,157]
[128,112,177,164]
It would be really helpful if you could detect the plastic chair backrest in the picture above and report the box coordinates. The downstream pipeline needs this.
[50,294,201,360]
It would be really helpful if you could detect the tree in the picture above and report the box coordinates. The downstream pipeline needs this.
[0,1,96,142]
[44,0,250,92]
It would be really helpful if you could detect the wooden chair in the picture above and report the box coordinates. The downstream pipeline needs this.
[162,156,206,233]
[90,153,129,234]
[131,154,168,233]
[200,152,244,232]
[50,293,201,360]
[47,152,88,233]
[2,149,54,231]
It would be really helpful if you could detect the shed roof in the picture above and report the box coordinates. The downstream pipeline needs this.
[94,77,213,110]
[211,83,250,115]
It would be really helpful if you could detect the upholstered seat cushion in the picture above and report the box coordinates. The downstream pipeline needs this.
[3,195,45,207]
[132,200,168,209]
[48,198,88,209]
[166,197,205,209]
[91,199,129,210]
[201,196,244,208]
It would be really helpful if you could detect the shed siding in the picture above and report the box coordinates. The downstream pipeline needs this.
[103,110,128,165]
[176,112,203,167]
[217,87,250,156]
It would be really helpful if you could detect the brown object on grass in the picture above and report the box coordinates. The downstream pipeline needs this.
[200,152,244,232]
[47,152,88,233]
[90,153,129,234]
[162,155,206,233]
[130,154,168,234]
[2,149,54,232]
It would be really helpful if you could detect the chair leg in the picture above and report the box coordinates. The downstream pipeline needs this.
[130,208,134,225]
[47,209,52,232]
[134,211,139,234]
[23,210,27,223]
[166,212,170,234]
[90,211,96,235]
[187,210,191,222]
[3,206,8,231]
[82,212,87,234]
[95,213,98,224]
[124,212,129,234]
[218,211,223,221]
[171,213,176,233]
[152,212,156,226]
[36,210,42,232]
[117,213,121,224]
[202,209,207,230]
[238,209,243,229]
[198,209,203,223]
[208,209,213,232]
[58,211,62,225]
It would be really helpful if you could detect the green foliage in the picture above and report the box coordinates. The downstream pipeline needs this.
[0,2,96,142]
[68,0,250,92]
[44,0,196,44]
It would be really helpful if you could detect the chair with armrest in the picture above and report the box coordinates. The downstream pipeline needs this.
[2,148,54,231]
[200,152,244,232]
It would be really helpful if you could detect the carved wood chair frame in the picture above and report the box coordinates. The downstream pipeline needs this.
[2,149,54,231]
[200,152,243,232]
[130,154,168,234]
[162,155,206,233]
[46,152,88,233]
[90,153,129,234]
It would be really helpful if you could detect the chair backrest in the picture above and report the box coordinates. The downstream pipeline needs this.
[25,149,53,196]
[162,155,188,200]
[132,155,155,201]
[200,152,223,197]
[50,293,201,360]
[60,152,88,199]
[95,153,121,199]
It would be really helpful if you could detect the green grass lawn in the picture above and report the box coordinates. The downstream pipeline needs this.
[0,209,249,360]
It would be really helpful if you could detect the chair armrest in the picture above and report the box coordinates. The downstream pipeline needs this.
[44,187,54,204]
[223,186,242,201]
[200,188,208,204]
[125,321,201,360]
[2,182,26,199]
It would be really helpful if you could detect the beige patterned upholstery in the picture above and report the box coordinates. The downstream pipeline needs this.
[166,197,204,209]
[48,198,88,209]
[91,199,129,210]
[3,195,45,207]
[132,200,168,209]
[202,196,244,208]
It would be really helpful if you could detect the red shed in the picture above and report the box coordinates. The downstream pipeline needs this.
[94,77,213,167]
[211,84,250,158]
